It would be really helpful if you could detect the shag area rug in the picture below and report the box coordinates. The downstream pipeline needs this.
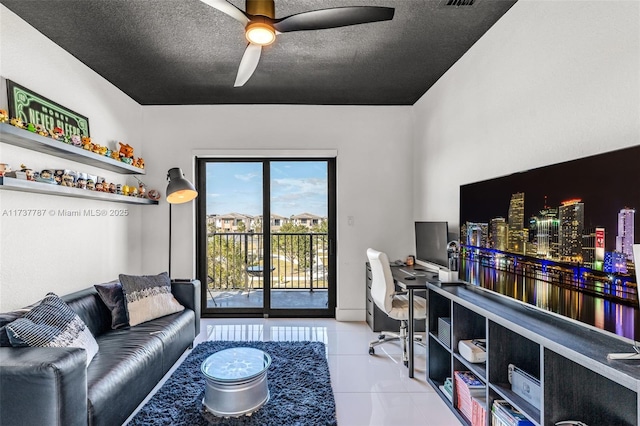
[129,341,337,426]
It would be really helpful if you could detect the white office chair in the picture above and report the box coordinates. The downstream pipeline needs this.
[367,248,427,366]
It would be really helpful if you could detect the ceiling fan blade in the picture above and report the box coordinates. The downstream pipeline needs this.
[234,43,262,87]
[273,6,394,33]
[199,0,249,25]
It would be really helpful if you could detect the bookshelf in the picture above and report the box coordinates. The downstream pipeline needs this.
[426,283,639,426]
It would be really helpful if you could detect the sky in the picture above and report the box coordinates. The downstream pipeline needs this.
[206,161,328,217]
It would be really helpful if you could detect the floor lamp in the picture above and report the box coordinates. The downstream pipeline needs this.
[166,167,198,278]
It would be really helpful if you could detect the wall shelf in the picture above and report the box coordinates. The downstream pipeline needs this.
[0,123,144,174]
[0,177,158,205]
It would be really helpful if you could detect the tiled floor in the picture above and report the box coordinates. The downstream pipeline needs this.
[127,318,462,426]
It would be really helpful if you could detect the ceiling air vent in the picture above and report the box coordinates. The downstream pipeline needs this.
[443,0,476,6]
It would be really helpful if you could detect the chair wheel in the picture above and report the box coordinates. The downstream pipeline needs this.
[404,360,408,367]
[378,334,385,340]
[369,347,375,355]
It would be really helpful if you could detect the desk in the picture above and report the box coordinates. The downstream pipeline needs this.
[391,266,437,378]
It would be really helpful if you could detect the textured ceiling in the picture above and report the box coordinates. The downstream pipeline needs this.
[1,0,517,105]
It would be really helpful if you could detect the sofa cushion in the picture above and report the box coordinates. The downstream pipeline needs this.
[87,327,165,426]
[119,272,184,326]
[94,281,129,329]
[5,293,99,365]
[129,310,196,371]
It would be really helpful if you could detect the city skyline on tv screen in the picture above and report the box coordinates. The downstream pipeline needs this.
[460,145,639,275]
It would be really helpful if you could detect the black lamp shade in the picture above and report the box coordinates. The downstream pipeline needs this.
[166,167,198,204]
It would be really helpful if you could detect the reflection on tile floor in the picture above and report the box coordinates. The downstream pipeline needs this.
[127,318,462,426]
[206,289,329,309]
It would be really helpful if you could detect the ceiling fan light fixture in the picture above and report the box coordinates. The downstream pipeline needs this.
[245,22,276,46]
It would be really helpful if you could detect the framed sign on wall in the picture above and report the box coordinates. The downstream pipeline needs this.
[6,79,90,137]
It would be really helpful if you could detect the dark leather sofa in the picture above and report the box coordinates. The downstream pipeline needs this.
[0,279,201,426]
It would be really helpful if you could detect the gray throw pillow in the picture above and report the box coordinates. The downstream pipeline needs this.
[6,293,99,366]
[94,281,129,329]
[119,272,184,327]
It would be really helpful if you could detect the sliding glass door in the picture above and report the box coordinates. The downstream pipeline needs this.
[196,158,336,317]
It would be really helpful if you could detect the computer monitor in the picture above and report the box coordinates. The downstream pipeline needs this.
[414,221,449,271]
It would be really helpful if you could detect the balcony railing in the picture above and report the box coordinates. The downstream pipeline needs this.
[206,232,328,292]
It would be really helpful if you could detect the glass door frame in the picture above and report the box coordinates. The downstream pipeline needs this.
[195,157,336,318]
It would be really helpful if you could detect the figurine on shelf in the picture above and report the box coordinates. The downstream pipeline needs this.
[118,142,134,162]
[19,164,35,181]
[132,157,145,169]
[36,169,55,184]
[83,139,94,152]
[10,117,24,129]
[103,147,112,157]
[0,163,11,177]
[35,124,49,137]
[26,123,36,132]
[54,169,64,185]
[0,109,8,123]
[76,173,87,189]
[71,135,82,147]
[87,178,96,191]
[134,176,147,198]
[109,183,116,194]
[50,126,64,140]
[122,185,130,196]
[61,170,76,187]
[92,144,102,155]
[110,150,119,160]
[147,189,161,201]
[97,177,108,192]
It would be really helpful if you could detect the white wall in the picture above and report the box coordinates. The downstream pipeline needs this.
[140,105,415,320]
[0,6,145,310]
[412,0,640,232]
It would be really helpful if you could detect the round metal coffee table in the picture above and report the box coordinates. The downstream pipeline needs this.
[201,347,272,417]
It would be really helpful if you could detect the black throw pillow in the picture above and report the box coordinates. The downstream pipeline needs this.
[94,281,129,329]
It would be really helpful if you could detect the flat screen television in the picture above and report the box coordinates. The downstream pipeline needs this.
[415,221,449,271]
[459,145,639,342]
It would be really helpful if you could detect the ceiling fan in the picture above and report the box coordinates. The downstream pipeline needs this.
[200,0,395,87]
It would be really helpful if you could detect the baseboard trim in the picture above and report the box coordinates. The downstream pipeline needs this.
[335,308,365,322]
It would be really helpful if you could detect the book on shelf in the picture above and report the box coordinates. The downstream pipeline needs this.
[454,371,486,422]
[454,370,485,388]
[439,385,453,403]
[491,400,534,426]
[471,395,487,426]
